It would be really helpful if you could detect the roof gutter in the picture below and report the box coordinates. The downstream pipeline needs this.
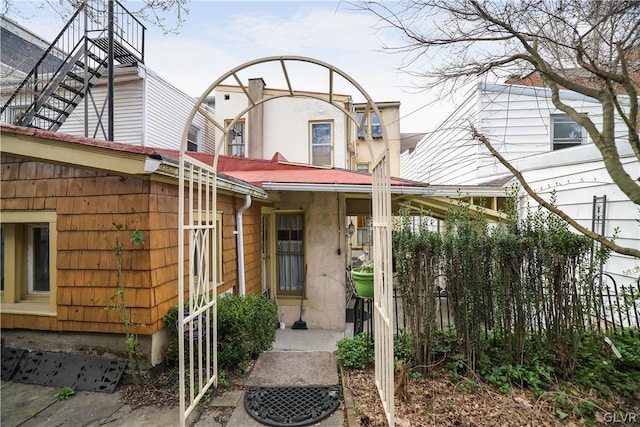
[261,182,435,196]
[144,156,268,199]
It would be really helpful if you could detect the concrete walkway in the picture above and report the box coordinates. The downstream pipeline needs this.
[1,328,351,427]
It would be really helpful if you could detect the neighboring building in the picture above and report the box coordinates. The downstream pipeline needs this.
[400,132,425,155]
[402,81,638,290]
[0,15,215,152]
[352,101,402,176]
[0,123,267,365]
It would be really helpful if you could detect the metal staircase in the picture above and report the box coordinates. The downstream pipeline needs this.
[1,0,145,132]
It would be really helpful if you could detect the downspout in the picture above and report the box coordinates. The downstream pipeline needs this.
[236,195,252,296]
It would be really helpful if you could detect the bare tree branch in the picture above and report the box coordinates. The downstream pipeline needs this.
[360,0,640,258]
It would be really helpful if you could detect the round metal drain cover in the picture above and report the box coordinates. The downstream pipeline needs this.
[244,385,342,426]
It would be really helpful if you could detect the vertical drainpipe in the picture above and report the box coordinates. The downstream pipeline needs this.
[236,195,252,296]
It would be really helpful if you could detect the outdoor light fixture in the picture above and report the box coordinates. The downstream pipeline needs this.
[347,221,355,238]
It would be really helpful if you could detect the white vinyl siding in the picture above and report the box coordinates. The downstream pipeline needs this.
[514,144,639,292]
[60,66,215,152]
[402,82,628,186]
[60,78,144,143]
[401,89,478,185]
[145,68,215,152]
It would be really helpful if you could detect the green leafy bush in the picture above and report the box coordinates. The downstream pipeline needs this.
[574,332,640,397]
[217,294,278,371]
[337,332,417,370]
[162,294,278,372]
[337,333,374,369]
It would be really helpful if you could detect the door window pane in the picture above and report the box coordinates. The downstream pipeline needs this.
[276,214,304,294]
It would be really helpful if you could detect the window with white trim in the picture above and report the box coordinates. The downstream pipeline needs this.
[1,211,57,314]
[551,115,583,150]
[310,121,333,166]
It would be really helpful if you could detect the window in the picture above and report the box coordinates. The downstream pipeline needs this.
[310,121,333,166]
[276,213,304,295]
[225,119,245,157]
[192,212,223,287]
[370,112,382,139]
[552,115,583,150]
[1,211,57,315]
[356,111,382,139]
[356,163,370,173]
[187,126,199,152]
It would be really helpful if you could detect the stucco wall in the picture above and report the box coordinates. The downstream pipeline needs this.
[274,191,347,330]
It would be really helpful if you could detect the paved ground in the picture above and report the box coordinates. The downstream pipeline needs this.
[1,328,351,427]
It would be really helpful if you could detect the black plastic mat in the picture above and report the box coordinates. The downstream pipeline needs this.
[244,385,342,427]
[1,347,26,381]
[3,347,127,392]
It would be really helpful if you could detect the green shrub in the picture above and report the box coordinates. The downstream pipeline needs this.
[337,333,374,369]
[394,331,413,363]
[162,294,278,372]
[337,332,416,370]
[574,332,640,397]
[217,294,278,370]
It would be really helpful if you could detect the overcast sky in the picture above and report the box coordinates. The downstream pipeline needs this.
[6,0,463,133]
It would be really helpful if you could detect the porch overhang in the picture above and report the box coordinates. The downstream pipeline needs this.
[345,192,509,222]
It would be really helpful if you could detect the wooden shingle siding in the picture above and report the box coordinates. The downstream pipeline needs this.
[243,204,263,296]
[1,154,263,336]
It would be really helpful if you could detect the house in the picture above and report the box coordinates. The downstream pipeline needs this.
[401,81,638,291]
[210,79,405,255]
[0,123,266,365]
[2,121,459,350]
[209,80,403,174]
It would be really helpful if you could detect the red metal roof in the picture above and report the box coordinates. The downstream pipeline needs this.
[2,124,429,190]
[152,148,429,188]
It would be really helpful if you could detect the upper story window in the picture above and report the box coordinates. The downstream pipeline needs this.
[356,163,370,173]
[551,115,583,150]
[357,111,383,140]
[225,119,245,157]
[187,126,199,152]
[310,121,333,166]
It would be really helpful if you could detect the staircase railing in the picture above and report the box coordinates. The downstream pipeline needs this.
[1,0,146,130]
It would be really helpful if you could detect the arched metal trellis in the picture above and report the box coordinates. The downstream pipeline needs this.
[177,56,394,426]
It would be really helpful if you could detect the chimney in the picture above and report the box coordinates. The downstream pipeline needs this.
[248,78,266,159]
